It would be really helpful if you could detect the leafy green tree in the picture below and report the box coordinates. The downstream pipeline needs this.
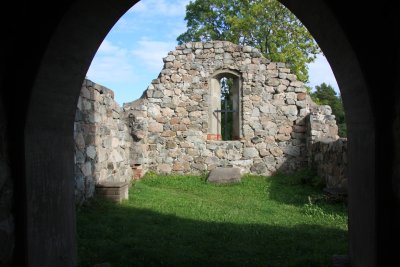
[311,83,346,137]
[177,0,320,82]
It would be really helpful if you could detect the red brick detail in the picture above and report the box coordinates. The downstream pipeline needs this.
[207,134,222,140]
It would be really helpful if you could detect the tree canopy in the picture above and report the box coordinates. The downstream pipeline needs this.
[177,0,321,82]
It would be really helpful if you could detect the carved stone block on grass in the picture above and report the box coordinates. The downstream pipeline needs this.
[95,181,129,203]
[207,167,242,184]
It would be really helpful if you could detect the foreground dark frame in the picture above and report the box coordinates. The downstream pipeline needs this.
[0,1,398,266]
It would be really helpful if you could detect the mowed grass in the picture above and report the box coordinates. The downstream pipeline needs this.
[77,171,348,267]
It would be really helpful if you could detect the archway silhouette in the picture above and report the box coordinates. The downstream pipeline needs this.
[1,1,397,266]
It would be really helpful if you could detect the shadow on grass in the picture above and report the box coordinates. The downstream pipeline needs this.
[267,169,348,211]
[77,198,347,267]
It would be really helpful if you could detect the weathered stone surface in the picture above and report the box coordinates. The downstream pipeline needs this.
[207,167,241,184]
[75,132,85,150]
[95,182,129,203]
[158,164,172,173]
[86,145,96,159]
[250,162,268,174]
[270,147,283,157]
[297,93,306,100]
[80,161,92,176]
[251,136,263,144]
[243,147,259,158]
[281,105,298,116]
[278,125,293,135]
[283,146,300,157]
[148,122,163,133]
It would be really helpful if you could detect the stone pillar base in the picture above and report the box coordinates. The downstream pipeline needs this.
[95,181,129,203]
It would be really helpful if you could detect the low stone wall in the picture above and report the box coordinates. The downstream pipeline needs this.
[307,104,339,144]
[307,104,347,192]
[74,79,135,204]
[309,138,348,192]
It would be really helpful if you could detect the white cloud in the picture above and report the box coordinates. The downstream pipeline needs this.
[308,54,340,94]
[87,40,137,83]
[131,38,176,72]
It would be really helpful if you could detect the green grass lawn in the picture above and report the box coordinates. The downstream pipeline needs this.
[77,171,348,267]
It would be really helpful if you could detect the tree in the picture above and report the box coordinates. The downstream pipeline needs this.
[310,83,346,137]
[177,0,320,82]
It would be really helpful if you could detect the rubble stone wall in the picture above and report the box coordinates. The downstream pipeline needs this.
[309,138,348,191]
[123,41,314,175]
[74,41,348,203]
[307,104,347,191]
[74,79,136,204]
[307,104,339,145]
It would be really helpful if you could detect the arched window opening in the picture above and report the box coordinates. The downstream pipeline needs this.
[208,70,241,141]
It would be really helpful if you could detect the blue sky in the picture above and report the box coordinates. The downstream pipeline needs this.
[86,0,339,105]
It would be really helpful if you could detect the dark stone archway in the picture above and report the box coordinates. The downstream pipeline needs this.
[0,0,398,266]
[280,3,377,267]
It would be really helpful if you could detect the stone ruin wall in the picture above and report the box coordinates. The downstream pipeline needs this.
[309,138,347,192]
[73,41,348,203]
[124,41,313,175]
[74,80,141,204]
[307,105,347,192]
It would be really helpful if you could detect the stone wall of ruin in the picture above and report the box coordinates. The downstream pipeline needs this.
[307,104,347,192]
[73,41,348,203]
[307,104,339,144]
[74,79,137,204]
[309,138,347,192]
[123,41,313,175]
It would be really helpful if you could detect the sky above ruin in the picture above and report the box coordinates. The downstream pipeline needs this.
[87,0,340,105]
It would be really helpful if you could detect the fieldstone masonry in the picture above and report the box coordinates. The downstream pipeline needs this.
[307,104,339,144]
[308,105,347,192]
[74,80,136,204]
[309,138,347,192]
[123,41,313,176]
[74,41,348,203]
